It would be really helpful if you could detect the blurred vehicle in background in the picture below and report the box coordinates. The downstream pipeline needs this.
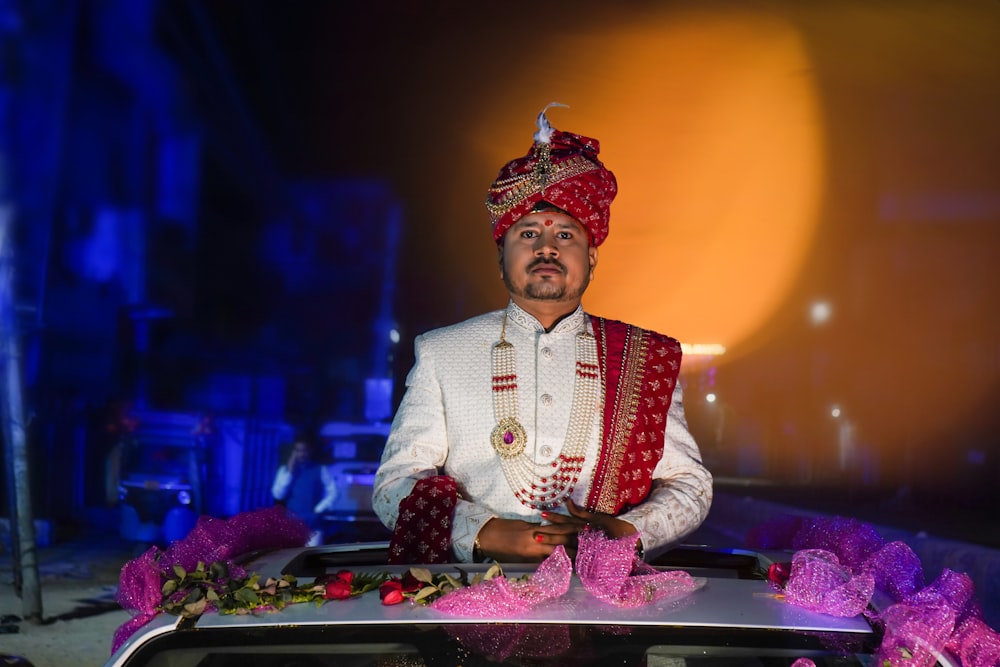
[107,411,216,546]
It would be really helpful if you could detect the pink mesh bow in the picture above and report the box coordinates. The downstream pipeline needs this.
[783,549,875,617]
[111,506,310,655]
[859,540,925,601]
[430,545,572,617]
[575,528,701,607]
[948,616,1000,667]
[872,568,1000,667]
[748,514,1000,666]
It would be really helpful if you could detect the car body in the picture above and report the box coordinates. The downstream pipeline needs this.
[103,542,957,667]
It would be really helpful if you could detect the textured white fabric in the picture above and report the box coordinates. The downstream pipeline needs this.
[373,302,713,562]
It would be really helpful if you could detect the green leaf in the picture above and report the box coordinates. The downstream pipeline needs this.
[354,578,385,596]
[182,598,208,618]
[410,567,434,583]
[209,562,228,580]
[442,573,462,590]
[412,586,439,602]
[234,588,261,606]
[161,579,178,596]
[172,564,187,580]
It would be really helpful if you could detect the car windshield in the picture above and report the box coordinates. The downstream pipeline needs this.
[122,441,193,479]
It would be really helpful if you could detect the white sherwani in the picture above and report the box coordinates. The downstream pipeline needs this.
[373,302,713,562]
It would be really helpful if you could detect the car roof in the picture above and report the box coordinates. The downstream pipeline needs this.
[190,543,872,634]
[108,543,915,667]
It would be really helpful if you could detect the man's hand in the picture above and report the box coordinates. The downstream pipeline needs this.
[541,499,637,539]
[475,500,638,562]
[286,450,304,472]
[475,517,580,562]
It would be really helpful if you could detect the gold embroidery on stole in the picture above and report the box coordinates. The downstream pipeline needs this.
[592,321,651,514]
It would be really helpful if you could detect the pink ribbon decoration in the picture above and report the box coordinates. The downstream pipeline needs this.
[872,568,1000,667]
[783,549,875,617]
[431,529,702,619]
[575,528,701,607]
[948,616,1000,667]
[112,506,310,655]
[748,514,1000,665]
[859,540,925,601]
[874,572,962,667]
[790,517,885,572]
[430,545,572,617]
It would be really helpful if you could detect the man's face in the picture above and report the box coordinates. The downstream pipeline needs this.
[499,211,597,307]
[292,442,311,463]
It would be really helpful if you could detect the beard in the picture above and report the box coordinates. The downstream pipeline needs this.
[503,258,590,302]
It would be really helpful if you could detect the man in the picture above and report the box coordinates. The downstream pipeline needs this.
[373,105,712,563]
[272,439,338,546]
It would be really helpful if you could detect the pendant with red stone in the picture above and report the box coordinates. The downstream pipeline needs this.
[491,416,527,458]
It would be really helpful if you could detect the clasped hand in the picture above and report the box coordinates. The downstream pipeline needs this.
[474,499,636,562]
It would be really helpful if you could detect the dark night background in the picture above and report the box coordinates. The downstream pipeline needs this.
[2,0,999,550]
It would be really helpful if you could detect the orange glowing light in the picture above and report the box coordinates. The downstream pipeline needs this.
[474,10,824,356]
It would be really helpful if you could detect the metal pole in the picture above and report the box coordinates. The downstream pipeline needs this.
[0,208,42,622]
[0,0,43,620]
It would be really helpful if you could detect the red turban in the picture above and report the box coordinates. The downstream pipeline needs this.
[486,105,618,246]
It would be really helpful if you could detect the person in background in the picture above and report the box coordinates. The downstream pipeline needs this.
[373,104,713,564]
[272,439,338,546]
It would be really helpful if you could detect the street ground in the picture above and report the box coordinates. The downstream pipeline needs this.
[1,531,133,667]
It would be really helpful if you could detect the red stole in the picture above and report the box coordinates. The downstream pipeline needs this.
[585,317,682,515]
[387,476,457,564]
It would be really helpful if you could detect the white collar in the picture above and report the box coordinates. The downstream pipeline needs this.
[505,301,586,335]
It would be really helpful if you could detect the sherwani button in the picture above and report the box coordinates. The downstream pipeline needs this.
[540,393,553,406]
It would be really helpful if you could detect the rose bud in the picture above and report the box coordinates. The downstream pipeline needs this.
[324,580,353,600]
[381,588,405,606]
[379,579,404,604]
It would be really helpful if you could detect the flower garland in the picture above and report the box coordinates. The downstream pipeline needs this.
[113,506,315,654]
[156,560,391,618]
[378,563,512,606]
[127,552,511,623]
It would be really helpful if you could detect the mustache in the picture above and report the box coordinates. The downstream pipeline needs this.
[527,257,566,272]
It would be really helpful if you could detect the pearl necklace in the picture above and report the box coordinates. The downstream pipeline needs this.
[490,309,601,510]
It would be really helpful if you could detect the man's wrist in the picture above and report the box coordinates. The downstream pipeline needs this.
[634,537,645,562]
[473,536,486,563]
